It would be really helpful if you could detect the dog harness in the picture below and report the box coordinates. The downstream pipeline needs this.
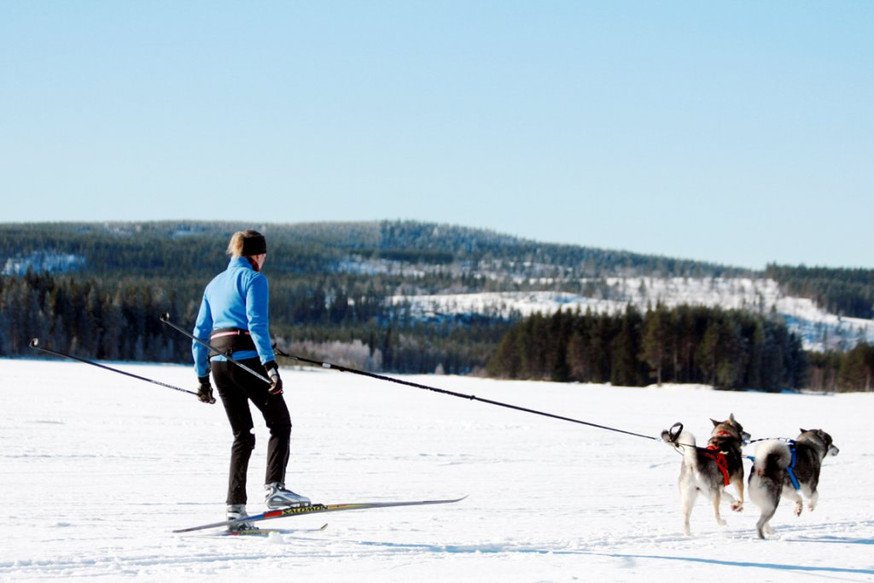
[786,440,800,490]
[704,429,740,487]
[703,446,731,487]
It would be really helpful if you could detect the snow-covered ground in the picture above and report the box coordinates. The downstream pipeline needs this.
[391,277,874,351]
[1,359,871,582]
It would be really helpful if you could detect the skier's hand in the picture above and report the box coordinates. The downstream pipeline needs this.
[265,361,283,395]
[196,376,216,404]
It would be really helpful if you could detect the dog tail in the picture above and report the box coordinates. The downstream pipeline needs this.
[677,430,698,468]
[661,422,697,464]
[753,440,792,477]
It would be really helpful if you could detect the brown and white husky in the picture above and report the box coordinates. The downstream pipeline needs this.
[748,428,839,539]
[662,414,750,536]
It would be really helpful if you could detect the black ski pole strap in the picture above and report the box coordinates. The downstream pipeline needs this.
[159,313,271,384]
[29,338,198,397]
[276,349,659,442]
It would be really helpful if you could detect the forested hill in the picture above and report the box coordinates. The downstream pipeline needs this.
[3,221,870,315]
[765,264,874,320]
[1,220,746,282]
[2,221,873,390]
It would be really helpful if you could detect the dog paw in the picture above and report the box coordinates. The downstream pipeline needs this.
[794,503,803,517]
[731,501,743,512]
[757,525,775,538]
[717,518,727,527]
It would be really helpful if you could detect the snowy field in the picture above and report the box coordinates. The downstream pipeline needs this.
[1,359,871,582]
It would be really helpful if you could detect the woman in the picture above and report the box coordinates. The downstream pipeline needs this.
[192,229,309,530]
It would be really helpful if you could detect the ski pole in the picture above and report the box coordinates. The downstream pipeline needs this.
[277,349,660,442]
[159,313,271,384]
[29,338,198,397]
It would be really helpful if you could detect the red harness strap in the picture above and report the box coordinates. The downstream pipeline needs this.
[703,445,730,486]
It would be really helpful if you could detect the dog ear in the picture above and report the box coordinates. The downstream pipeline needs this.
[800,428,807,434]
[711,418,719,427]
[729,413,736,422]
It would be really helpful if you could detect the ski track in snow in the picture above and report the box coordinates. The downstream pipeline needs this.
[1,359,872,582]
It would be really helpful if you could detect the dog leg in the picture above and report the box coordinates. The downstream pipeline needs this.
[730,478,744,512]
[679,479,697,536]
[712,491,727,527]
[784,487,803,517]
[756,506,777,539]
[807,488,819,512]
[681,491,696,536]
[750,471,782,539]
[722,489,740,513]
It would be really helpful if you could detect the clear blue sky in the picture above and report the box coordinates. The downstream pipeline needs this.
[2,1,872,270]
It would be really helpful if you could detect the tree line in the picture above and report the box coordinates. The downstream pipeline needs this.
[5,222,873,319]
[766,264,874,319]
[0,270,508,376]
[485,304,870,392]
[3,269,872,391]
[2,221,873,391]
[807,343,874,392]
[0,220,748,283]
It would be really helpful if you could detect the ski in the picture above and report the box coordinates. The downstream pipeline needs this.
[218,523,329,537]
[173,496,467,533]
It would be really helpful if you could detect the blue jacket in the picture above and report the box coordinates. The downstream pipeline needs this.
[192,257,275,377]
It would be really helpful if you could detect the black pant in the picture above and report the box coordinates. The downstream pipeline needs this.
[211,357,292,505]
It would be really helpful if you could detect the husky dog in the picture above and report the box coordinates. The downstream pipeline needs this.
[748,429,839,539]
[661,414,750,536]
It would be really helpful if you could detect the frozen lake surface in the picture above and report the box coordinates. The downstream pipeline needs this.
[1,359,871,582]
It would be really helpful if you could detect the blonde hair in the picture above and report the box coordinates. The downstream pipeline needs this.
[227,230,267,258]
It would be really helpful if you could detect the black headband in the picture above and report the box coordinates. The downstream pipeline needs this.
[241,234,267,256]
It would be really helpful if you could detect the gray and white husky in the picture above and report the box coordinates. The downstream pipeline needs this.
[661,414,750,536]
[748,428,839,539]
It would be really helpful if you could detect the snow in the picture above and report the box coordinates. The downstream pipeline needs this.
[2,251,86,276]
[1,358,872,582]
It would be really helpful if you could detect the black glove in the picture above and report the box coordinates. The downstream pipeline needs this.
[264,361,283,395]
[196,375,216,404]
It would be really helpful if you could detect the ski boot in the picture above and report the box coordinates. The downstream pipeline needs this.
[226,504,258,532]
[264,482,311,509]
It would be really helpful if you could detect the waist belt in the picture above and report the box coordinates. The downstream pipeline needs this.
[210,328,256,357]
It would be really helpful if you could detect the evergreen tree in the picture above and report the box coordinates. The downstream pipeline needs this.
[641,303,671,385]
[838,342,874,391]
[611,305,643,387]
